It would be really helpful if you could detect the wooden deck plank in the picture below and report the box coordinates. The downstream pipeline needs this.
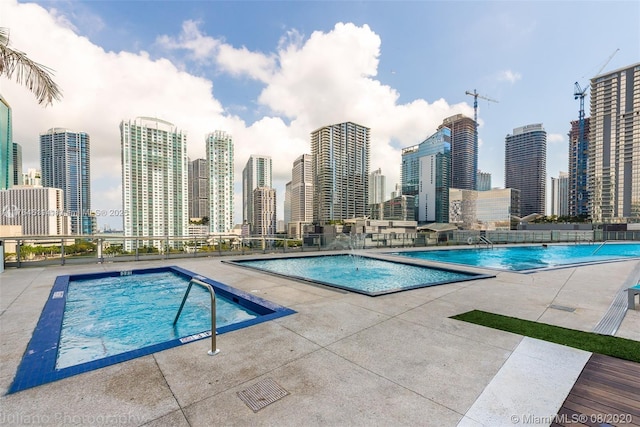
[554,406,596,427]
[571,380,640,411]
[565,393,640,418]
[555,354,640,427]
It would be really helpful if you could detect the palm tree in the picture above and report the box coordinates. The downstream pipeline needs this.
[0,27,62,106]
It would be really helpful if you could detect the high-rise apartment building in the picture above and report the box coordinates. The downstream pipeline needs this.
[285,154,314,225]
[568,118,591,218]
[12,142,22,186]
[401,127,451,223]
[589,62,640,222]
[120,117,188,250]
[311,122,370,223]
[1,95,12,190]
[438,114,477,190]
[206,131,234,233]
[368,168,386,205]
[188,159,209,220]
[252,187,276,236]
[551,172,569,217]
[243,155,272,229]
[477,170,491,191]
[505,124,547,217]
[284,182,292,225]
[0,186,69,235]
[40,128,92,235]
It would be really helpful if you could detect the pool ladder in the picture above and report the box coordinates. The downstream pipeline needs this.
[174,277,220,356]
[592,240,608,255]
[477,236,494,249]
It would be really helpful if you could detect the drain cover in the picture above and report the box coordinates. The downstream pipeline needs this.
[237,378,289,412]
[549,304,576,312]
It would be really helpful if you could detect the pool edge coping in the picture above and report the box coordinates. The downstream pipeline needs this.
[7,266,296,395]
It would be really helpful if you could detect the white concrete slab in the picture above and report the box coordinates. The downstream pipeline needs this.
[458,337,591,427]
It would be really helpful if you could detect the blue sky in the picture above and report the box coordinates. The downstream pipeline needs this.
[2,0,639,229]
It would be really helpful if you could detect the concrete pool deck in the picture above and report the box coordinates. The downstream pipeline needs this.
[1,248,639,426]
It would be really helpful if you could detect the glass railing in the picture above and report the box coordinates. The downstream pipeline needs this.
[1,230,638,269]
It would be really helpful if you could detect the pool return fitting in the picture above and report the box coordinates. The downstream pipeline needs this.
[174,276,220,356]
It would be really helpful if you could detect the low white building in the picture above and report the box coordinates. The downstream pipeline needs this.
[449,188,520,230]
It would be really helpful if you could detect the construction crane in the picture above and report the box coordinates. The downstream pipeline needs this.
[574,48,619,120]
[465,90,498,129]
[465,90,498,185]
[572,48,619,216]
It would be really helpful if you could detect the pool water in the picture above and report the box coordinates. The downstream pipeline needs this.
[228,254,493,296]
[392,243,640,271]
[57,271,258,369]
[9,266,295,394]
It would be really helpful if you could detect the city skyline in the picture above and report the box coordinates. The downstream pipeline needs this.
[1,0,638,228]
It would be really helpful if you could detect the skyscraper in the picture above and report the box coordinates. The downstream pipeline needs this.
[40,128,92,234]
[12,142,22,186]
[120,117,188,250]
[505,124,547,217]
[284,182,292,225]
[568,118,591,218]
[286,154,314,225]
[438,114,477,190]
[311,121,370,223]
[252,187,276,236]
[242,155,272,230]
[390,183,402,199]
[0,95,12,190]
[188,158,209,220]
[551,172,569,217]
[206,131,234,233]
[401,127,451,223]
[589,62,640,222]
[368,168,386,204]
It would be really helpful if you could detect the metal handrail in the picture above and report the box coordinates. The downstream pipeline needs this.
[592,240,608,255]
[479,235,494,249]
[173,276,220,356]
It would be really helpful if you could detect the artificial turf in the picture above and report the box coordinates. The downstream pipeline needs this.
[451,310,640,363]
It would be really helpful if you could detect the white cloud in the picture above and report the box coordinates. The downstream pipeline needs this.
[547,133,564,144]
[498,69,522,84]
[216,44,276,83]
[156,20,219,63]
[2,1,472,229]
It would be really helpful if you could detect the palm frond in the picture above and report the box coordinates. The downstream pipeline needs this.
[0,27,62,106]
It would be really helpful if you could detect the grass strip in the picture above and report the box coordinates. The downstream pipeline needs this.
[450,310,640,363]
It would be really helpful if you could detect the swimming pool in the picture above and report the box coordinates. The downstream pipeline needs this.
[225,254,494,296]
[391,243,640,272]
[9,266,295,394]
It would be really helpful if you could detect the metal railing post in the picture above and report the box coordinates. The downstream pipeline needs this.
[16,240,21,268]
[174,277,220,356]
[97,238,103,263]
[60,238,65,266]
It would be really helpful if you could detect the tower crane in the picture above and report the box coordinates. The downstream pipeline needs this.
[572,48,619,216]
[465,89,498,130]
[465,90,498,186]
